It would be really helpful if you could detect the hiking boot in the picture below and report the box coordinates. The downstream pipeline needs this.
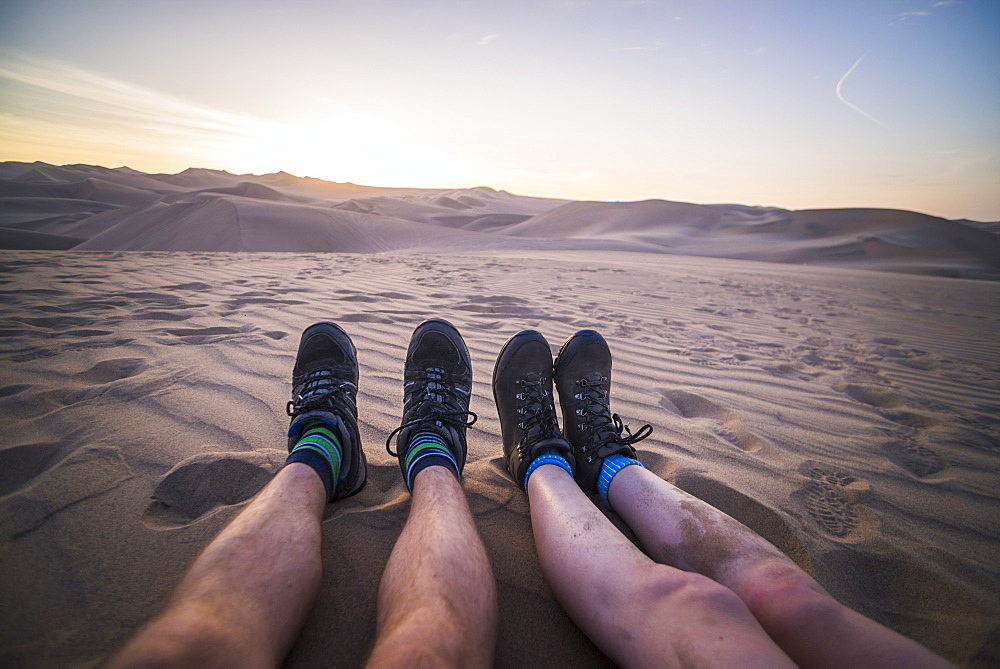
[493,330,575,489]
[286,322,367,500]
[554,330,651,494]
[385,319,477,490]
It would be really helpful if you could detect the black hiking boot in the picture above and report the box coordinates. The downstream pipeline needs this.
[554,330,651,494]
[286,322,367,501]
[385,319,477,490]
[493,330,575,490]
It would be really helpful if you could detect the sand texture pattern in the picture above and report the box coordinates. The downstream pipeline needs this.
[0,248,998,667]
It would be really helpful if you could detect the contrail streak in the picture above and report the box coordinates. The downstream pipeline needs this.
[836,55,886,126]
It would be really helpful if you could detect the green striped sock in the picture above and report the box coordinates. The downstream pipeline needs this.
[287,421,342,499]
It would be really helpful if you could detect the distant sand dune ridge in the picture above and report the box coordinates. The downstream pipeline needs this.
[1,162,998,280]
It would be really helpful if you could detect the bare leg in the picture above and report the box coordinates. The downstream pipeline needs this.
[368,467,497,668]
[609,465,953,668]
[110,463,326,668]
[526,464,794,668]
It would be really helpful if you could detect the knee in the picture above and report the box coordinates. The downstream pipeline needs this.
[369,634,455,669]
[671,572,752,621]
[371,604,493,669]
[110,615,252,669]
[624,567,751,625]
[741,564,844,633]
[370,626,487,669]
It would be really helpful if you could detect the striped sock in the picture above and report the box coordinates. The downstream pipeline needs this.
[598,454,643,509]
[524,448,574,490]
[404,428,459,491]
[286,420,342,501]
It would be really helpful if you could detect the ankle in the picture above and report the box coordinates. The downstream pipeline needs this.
[523,448,573,490]
[598,454,643,509]
[401,428,461,492]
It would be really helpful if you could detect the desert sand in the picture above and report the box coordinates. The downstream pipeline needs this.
[1,163,998,666]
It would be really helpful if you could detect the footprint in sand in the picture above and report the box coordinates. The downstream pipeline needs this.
[452,295,549,320]
[844,384,905,408]
[797,466,865,538]
[872,339,940,371]
[675,473,812,570]
[142,452,283,529]
[763,363,819,381]
[71,358,146,385]
[882,439,947,478]
[0,442,63,496]
[878,409,941,429]
[659,389,765,452]
[162,325,256,344]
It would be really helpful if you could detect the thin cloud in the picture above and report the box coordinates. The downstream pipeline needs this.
[750,47,768,56]
[899,10,931,19]
[479,34,500,46]
[0,55,266,144]
[0,54,518,187]
[835,55,886,127]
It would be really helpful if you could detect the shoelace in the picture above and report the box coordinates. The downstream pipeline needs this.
[286,370,354,418]
[385,368,477,456]
[574,376,652,461]
[515,377,562,457]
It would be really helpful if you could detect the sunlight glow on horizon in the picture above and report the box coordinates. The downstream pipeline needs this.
[0,0,998,220]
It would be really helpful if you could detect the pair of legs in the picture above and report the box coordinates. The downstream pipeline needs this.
[112,320,497,667]
[111,464,495,668]
[529,464,950,668]
[496,328,951,668]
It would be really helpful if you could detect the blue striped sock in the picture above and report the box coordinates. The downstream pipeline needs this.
[598,454,643,509]
[404,428,459,491]
[286,420,342,501]
[524,448,574,490]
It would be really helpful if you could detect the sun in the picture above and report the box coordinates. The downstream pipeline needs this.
[230,112,482,187]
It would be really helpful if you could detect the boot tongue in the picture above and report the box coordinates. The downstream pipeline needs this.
[531,436,568,454]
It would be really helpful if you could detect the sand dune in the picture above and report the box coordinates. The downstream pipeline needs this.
[0,250,996,666]
[1,162,998,666]
[501,200,1000,279]
[2,162,997,279]
[74,197,570,253]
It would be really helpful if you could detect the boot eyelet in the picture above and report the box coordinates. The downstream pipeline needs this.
[516,393,525,400]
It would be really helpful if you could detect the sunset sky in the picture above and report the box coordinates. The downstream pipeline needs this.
[1,0,997,220]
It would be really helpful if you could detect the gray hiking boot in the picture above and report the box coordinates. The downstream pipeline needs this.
[493,330,575,489]
[286,322,367,500]
[553,329,651,494]
[385,319,477,491]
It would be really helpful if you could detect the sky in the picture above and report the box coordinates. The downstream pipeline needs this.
[0,0,998,220]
